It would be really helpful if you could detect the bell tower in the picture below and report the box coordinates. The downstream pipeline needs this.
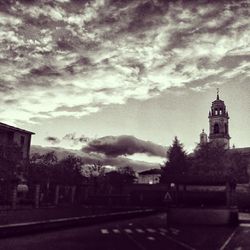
[208,89,230,149]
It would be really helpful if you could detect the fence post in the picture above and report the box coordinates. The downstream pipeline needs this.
[35,184,40,208]
[54,185,60,206]
[71,186,76,204]
[11,186,17,210]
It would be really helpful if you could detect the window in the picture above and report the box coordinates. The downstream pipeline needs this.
[215,109,218,115]
[21,136,25,146]
[7,131,14,142]
[219,109,222,115]
[214,123,219,134]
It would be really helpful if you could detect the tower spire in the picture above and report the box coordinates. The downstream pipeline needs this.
[217,88,220,100]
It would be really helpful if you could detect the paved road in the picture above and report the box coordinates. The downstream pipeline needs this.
[0,213,249,250]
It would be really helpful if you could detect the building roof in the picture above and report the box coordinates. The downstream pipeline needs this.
[230,147,250,155]
[138,169,162,175]
[0,122,35,135]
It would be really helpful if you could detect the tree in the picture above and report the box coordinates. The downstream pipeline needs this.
[190,142,249,184]
[106,166,136,193]
[28,151,58,185]
[191,141,228,175]
[161,137,188,183]
[56,155,84,185]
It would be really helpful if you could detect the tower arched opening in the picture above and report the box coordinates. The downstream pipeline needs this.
[214,123,219,134]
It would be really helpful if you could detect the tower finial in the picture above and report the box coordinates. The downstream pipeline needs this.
[217,88,219,100]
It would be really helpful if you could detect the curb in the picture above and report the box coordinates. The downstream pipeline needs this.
[0,209,157,238]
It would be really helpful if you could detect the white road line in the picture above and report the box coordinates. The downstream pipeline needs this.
[219,228,238,250]
[240,223,250,227]
[160,232,166,236]
[159,228,168,233]
[147,236,155,241]
[124,229,133,234]
[136,228,145,233]
[170,227,180,234]
[113,229,120,234]
[165,235,196,250]
[101,229,109,234]
[146,228,156,233]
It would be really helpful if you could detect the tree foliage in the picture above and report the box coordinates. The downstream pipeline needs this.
[161,137,189,183]
[28,152,85,185]
[190,142,249,183]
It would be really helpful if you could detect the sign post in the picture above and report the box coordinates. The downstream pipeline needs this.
[164,191,173,228]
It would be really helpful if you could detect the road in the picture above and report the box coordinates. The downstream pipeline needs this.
[0,213,249,250]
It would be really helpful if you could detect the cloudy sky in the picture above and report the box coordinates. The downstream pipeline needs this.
[0,0,249,170]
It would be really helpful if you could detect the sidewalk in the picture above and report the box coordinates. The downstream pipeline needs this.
[0,207,157,238]
[0,205,148,225]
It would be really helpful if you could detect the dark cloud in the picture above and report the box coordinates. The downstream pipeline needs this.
[30,65,60,76]
[63,133,90,145]
[45,136,61,144]
[83,135,167,157]
[31,145,160,172]
[4,99,18,104]
[55,105,85,112]
[0,82,14,93]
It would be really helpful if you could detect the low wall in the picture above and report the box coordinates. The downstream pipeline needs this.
[167,207,238,226]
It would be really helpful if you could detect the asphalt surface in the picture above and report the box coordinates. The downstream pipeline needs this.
[0,213,250,250]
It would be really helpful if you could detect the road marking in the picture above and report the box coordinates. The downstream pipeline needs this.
[160,232,166,236]
[113,229,120,234]
[129,223,133,226]
[159,227,168,233]
[240,223,250,227]
[170,228,180,235]
[147,236,155,241]
[165,235,196,250]
[219,228,238,250]
[146,228,156,233]
[101,229,109,234]
[124,229,133,234]
[136,228,145,233]
[124,231,147,250]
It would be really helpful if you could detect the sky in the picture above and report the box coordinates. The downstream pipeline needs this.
[0,0,249,171]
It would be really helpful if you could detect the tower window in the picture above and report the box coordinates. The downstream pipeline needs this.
[219,109,222,115]
[215,109,218,115]
[214,123,219,134]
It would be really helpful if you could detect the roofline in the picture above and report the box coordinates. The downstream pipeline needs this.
[0,122,35,135]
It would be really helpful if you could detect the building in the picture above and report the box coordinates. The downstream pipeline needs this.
[138,169,162,184]
[0,122,34,163]
[208,90,230,149]
[199,90,250,184]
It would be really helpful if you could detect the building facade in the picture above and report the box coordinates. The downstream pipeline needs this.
[0,122,34,162]
[138,169,161,184]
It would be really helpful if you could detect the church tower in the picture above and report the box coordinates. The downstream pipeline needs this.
[208,89,231,149]
[200,129,208,145]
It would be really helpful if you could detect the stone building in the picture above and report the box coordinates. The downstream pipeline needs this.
[0,122,34,163]
[199,91,250,183]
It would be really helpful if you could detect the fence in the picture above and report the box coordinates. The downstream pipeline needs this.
[0,182,250,210]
